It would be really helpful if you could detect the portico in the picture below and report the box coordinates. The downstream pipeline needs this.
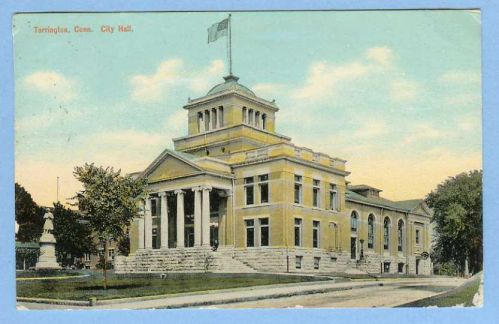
[137,184,230,251]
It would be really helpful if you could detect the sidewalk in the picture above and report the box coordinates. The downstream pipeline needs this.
[18,276,462,310]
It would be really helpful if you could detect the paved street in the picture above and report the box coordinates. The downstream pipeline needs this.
[17,276,465,310]
[206,278,465,308]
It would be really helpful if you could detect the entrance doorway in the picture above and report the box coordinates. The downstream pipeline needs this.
[350,237,357,259]
[185,226,194,247]
[210,225,219,248]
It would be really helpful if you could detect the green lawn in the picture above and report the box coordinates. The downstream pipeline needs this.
[17,271,327,301]
[398,273,482,307]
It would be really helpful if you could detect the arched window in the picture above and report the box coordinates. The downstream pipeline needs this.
[384,217,391,250]
[351,211,358,232]
[368,215,375,249]
[398,220,404,252]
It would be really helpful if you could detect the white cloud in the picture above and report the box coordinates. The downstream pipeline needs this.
[366,47,394,66]
[252,83,286,99]
[293,61,370,101]
[130,59,225,103]
[444,93,481,106]
[439,70,481,85]
[187,60,225,93]
[291,47,396,102]
[455,113,481,132]
[403,123,455,144]
[165,109,188,135]
[352,121,387,139]
[24,71,76,102]
[130,59,183,103]
[89,129,168,147]
[390,79,420,103]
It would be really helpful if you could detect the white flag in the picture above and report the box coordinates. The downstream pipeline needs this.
[208,18,229,43]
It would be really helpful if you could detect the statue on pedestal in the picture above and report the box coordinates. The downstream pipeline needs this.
[35,211,61,270]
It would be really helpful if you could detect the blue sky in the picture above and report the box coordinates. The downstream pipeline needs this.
[13,11,482,206]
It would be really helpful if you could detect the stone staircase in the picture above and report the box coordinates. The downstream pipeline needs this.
[114,246,256,274]
[211,250,257,273]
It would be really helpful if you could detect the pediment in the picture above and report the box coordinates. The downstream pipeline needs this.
[412,201,432,217]
[142,149,203,182]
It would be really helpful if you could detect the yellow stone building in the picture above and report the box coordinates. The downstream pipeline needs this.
[115,74,432,275]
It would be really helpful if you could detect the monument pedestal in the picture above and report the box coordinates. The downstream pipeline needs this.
[35,212,61,270]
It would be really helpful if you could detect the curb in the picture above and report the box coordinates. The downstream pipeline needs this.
[156,282,387,309]
[18,280,389,308]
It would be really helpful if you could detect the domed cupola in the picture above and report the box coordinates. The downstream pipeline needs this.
[206,74,256,97]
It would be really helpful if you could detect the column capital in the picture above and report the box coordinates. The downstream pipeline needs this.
[201,185,212,191]
[174,189,185,195]
[218,189,232,197]
[158,191,168,197]
[191,186,203,192]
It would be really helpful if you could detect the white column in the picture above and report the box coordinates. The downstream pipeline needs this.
[249,109,254,126]
[144,197,152,249]
[218,107,223,127]
[205,110,210,131]
[138,217,145,250]
[212,108,217,129]
[193,187,202,246]
[201,185,212,246]
[175,190,185,248]
[159,192,169,249]
[199,113,205,133]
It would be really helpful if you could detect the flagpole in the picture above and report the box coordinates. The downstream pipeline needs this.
[228,14,232,75]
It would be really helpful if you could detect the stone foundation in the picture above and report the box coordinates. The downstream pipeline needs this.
[115,246,431,275]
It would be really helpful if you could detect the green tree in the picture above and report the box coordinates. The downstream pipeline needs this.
[52,202,96,267]
[15,183,45,242]
[117,233,130,256]
[73,163,147,288]
[426,170,482,274]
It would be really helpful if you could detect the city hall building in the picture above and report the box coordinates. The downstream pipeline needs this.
[115,74,432,275]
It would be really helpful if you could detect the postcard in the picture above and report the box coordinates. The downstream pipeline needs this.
[12,10,482,310]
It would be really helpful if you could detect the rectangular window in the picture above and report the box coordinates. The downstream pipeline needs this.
[368,219,374,249]
[383,262,391,273]
[294,218,302,247]
[313,220,320,248]
[260,218,269,247]
[245,219,255,247]
[384,226,389,250]
[244,177,254,205]
[294,175,302,204]
[398,263,405,273]
[258,174,269,204]
[351,215,358,232]
[295,256,303,269]
[108,248,115,260]
[314,257,321,269]
[398,231,403,252]
[313,179,320,207]
[329,184,338,211]
[416,229,420,244]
